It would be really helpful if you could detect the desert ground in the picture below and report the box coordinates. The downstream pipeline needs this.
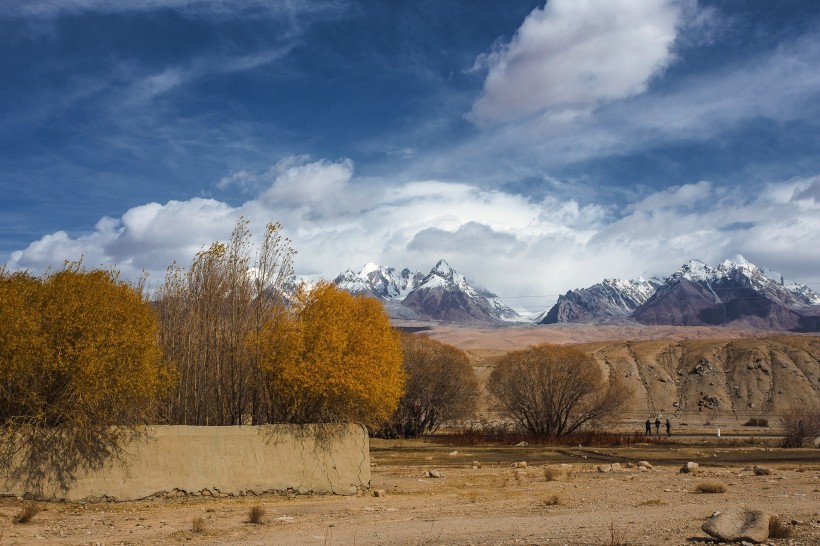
[2,438,819,545]
[1,324,818,545]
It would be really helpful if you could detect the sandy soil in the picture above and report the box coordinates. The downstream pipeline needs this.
[413,322,799,351]
[2,441,818,545]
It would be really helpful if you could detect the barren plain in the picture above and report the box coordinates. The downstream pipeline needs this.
[2,324,819,545]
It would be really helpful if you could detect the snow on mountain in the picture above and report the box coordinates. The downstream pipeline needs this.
[333,263,424,301]
[665,256,819,306]
[401,259,519,324]
[634,256,820,331]
[538,276,662,324]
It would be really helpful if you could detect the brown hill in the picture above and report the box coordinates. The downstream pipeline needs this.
[577,336,820,420]
[412,323,820,426]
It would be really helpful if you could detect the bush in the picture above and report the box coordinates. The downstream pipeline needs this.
[247,505,266,524]
[191,516,206,533]
[768,517,792,539]
[743,417,768,427]
[780,407,820,448]
[0,265,173,487]
[488,344,630,436]
[12,503,40,524]
[256,283,405,427]
[378,334,479,437]
[695,479,727,493]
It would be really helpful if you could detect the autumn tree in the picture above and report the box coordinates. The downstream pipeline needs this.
[0,264,172,486]
[379,334,479,437]
[254,282,405,427]
[156,219,295,425]
[488,344,628,436]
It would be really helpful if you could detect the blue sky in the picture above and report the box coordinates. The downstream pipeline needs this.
[2,0,820,313]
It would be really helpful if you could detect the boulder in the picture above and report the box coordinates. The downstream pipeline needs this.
[597,465,611,473]
[680,461,699,474]
[753,466,772,476]
[511,461,527,468]
[425,470,443,478]
[637,460,653,470]
[701,508,772,544]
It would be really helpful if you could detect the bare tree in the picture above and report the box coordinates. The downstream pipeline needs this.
[781,406,820,448]
[488,344,628,436]
[380,334,479,437]
[156,219,295,425]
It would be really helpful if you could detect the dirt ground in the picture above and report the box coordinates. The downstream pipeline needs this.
[2,440,818,545]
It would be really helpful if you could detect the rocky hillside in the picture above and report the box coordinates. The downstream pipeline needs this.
[574,336,820,419]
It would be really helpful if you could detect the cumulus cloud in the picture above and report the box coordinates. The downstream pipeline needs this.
[468,0,682,124]
[7,159,820,313]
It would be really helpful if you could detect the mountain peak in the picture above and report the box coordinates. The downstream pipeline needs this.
[432,259,453,277]
[360,262,381,275]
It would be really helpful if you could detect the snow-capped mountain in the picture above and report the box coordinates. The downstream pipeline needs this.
[537,277,663,324]
[333,263,423,301]
[536,256,819,331]
[633,257,820,331]
[401,259,520,324]
[333,259,519,324]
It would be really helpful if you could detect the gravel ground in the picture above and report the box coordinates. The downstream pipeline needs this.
[1,441,818,545]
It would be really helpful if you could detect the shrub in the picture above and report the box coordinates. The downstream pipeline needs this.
[12,503,40,524]
[695,479,727,493]
[780,407,820,448]
[543,495,561,506]
[191,516,206,533]
[378,334,479,438]
[743,417,768,427]
[488,344,630,436]
[768,517,792,539]
[543,467,560,482]
[256,283,405,427]
[247,505,266,525]
[0,265,173,487]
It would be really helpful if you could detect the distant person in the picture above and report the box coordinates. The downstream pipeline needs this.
[655,418,661,436]
[645,419,651,436]
[665,418,671,437]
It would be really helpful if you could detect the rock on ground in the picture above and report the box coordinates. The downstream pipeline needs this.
[701,508,772,544]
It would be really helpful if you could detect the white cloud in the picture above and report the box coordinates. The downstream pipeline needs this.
[469,0,681,124]
[7,160,820,312]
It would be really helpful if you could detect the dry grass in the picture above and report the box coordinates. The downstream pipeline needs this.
[12,503,40,525]
[543,495,561,506]
[247,505,266,525]
[753,466,772,476]
[191,516,206,533]
[695,479,727,493]
[543,467,560,481]
[608,519,628,546]
[768,517,793,539]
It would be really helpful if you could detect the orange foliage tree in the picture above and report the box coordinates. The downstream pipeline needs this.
[489,343,628,436]
[254,282,405,427]
[0,264,172,485]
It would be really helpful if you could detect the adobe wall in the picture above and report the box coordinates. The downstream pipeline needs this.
[1,424,371,501]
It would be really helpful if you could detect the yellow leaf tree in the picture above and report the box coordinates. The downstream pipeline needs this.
[256,282,405,427]
[0,265,173,487]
